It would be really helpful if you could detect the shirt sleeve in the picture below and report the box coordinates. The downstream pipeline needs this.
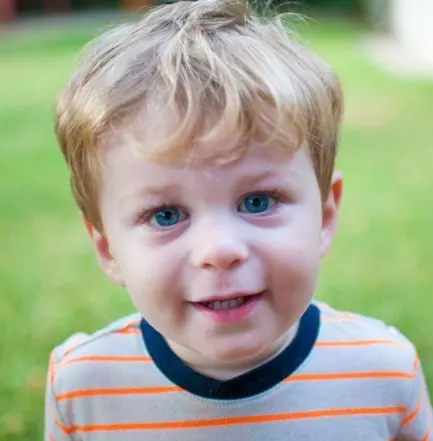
[44,353,73,441]
[396,355,432,441]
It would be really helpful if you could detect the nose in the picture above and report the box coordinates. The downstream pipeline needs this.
[190,220,249,270]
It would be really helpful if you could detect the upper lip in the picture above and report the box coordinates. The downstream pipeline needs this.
[194,291,263,304]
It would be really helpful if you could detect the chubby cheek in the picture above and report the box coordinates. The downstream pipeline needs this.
[112,234,186,324]
[278,244,320,296]
[260,224,321,310]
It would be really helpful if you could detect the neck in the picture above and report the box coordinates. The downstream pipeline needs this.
[167,323,299,381]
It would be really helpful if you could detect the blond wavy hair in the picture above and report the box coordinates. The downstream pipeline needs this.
[55,0,343,232]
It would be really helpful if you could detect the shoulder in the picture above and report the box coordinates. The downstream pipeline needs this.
[314,301,419,375]
[50,313,145,361]
[48,313,150,395]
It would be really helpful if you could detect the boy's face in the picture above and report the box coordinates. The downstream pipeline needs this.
[88,138,342,369]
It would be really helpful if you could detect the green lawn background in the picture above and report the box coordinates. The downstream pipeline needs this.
[0,18,432,440]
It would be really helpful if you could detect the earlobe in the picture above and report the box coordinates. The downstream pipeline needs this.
[83,219,125,287]
[320,172,343,258]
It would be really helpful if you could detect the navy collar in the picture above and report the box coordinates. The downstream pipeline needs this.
[140,303,320,399]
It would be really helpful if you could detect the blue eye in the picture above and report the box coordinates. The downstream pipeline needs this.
[150,207,186,228]
[239,193,276,215]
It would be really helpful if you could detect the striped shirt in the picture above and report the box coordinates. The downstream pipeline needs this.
[45,302,432,441]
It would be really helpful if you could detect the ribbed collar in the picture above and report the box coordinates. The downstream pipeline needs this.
[140,303,320,399]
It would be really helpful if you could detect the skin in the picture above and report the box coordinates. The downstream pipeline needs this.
[85,139,343,380]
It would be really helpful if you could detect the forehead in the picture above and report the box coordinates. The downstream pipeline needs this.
[103,100,304,168]
[98,103,315,195]
[100,138,314,194]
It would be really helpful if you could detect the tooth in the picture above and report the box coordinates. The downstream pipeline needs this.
[213,301,223,310]
[228,299,237,308]
[205,297,247,311]
[236,297,245,307]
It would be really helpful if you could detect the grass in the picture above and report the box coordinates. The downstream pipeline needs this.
[1,17,432,440]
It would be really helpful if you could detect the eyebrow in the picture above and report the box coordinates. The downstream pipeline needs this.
[239,170,277,183]
[234,169,293,188]
[118,185,181,209]
[117,168,291,211]
[136,185,181,197]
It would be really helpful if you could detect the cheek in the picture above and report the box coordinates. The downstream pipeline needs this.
[273,241,320,283]
[269,244,320,323]
[111,236,182,310]
[259,217,322,292]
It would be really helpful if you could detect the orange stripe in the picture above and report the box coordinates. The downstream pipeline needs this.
[62,339,86,358]
[62,346,77,358]
[321,315,357,322]
[315,339,408,348]
[287,371,413,382]
[401,388,423,426]
[59,355,152,367]
[54,406,406,433]
[114,320,141,334]
[316,302,336,312]
[115,329,141,335]
[421,429,431,441]
[420,399,432,441]
[421,412,431,441]
[47,402,70,435]
[61,320,140,356]
[413,356,420,373]
[120,319,141,328]
[55,370,413,402]
[49,355,56,385]
[56,386,182,402]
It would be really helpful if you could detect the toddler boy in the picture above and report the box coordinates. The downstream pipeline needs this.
[45,0,432,439]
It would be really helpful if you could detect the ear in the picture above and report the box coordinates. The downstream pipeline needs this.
[320,172,343,258]
[83,219,125,287]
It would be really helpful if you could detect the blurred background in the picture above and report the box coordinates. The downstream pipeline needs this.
[0,0,432,439]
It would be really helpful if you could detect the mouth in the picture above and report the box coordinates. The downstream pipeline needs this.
[199,294,260,311]
[195,293,263,311]
[191,292,264,323]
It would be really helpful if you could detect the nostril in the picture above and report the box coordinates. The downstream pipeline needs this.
[194,252,248,270]
[205,253,246,269]
[190,235,249,269]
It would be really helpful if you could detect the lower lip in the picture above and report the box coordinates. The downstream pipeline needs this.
[191,293,263,324]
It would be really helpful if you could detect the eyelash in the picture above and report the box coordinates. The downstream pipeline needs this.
[243,189,282,205]
[137,188,284,225]
[137,203,187,225]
